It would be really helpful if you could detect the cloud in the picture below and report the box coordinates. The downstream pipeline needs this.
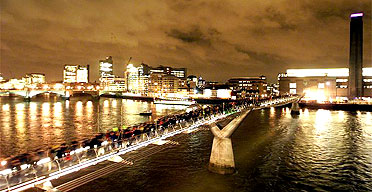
[0,0,371,83]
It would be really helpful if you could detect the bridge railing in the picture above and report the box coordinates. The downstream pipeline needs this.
[0,96,298,191]
[0,109,241,192]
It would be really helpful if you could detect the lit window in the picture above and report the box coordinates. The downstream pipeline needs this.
[336,79,348,82]
[290,89,296,94]
[289,83,296,89]
[318,83,325,89]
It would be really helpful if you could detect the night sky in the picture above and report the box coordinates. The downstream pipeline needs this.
[0,0,371,83]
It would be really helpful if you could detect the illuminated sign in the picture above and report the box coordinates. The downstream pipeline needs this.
[286,68,372,77]
[286,68,349,77]
[350,13,363,18]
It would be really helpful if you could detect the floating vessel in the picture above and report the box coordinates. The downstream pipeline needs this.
[154,98,196,106]
[139,111,152,116]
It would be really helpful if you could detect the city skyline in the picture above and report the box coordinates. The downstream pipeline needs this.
[0,0,371,83]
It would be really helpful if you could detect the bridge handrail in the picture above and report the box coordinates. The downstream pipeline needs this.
[0,96,297,191]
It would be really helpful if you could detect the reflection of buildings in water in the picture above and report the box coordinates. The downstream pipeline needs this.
[42,102,51,128]
[314,109,331,135]
[303,108,309,117]
[338,111,345,120]
[112,99,117,107]
[15,103,26,151]
[65,100,70,108]
[53,102,63,127]
[76,101,83,117]
[1,104,11,138]
[15,103,25,133]
[270,107,275,117]
[2,104,9,111]
[86,101,93,118]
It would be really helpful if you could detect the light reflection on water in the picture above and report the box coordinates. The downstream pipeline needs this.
[0,96,184,158]
[76,106,372,192]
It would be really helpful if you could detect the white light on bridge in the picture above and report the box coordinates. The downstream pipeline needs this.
[2,104,9,111]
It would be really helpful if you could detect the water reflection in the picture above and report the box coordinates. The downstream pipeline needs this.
[81,107,372,192]
[0,97,182,157]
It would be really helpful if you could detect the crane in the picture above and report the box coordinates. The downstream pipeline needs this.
[126,57,132,67]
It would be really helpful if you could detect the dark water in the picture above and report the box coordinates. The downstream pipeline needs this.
[73,107,372,192]
[0,96,185,158]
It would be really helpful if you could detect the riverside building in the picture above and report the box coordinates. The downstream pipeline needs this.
[279,13,371,101]
[125,63,188,96]
[278,68,372,101]
[63,65,89,83]
[228,76,268,98]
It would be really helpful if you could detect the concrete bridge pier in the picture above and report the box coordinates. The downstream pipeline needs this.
[23,91,31,102]
[23,96,31,102]
[208,109,251,174]
[290,102,300,115]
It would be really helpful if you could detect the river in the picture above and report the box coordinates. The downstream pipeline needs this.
[72,106,372,192]
[0,96,185,158]
[1,97,372,191]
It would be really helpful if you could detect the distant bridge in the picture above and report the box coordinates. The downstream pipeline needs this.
[0,89,102,100]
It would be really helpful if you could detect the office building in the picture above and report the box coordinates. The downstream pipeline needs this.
[76,65,89,83]
[24,73,46,84]
[228,76,268,98]
[125,63,151,94]
[99,56,114,81]
[106,77,126,92]
[148,72,182,97]
[150,66,187,79]
[63,65,89,83]
[125,63,188,95]
[63,65,79,83]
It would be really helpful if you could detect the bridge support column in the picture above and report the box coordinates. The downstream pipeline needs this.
[290,102,300,115]
[208,110,251,174]
[23,90,31,102]
[61,91,71,100]
[92,95,100,100]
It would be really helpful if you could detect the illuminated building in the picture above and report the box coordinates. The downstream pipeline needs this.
[267,83,279,96]
[278,68,372,99]
[126,63,188,95]
[63,65,89,83]
[279,13,370,100]
[187,75,198,89]
[197,77,206,89]
[107,77,126,91]
[99,56,114,81]
[24,73,45,84]
[76,65,89,83]
[203,84,232,99]
[148,72,182,97]
[150,66,187,79]
[349,12,364,98]
[125,63,151,94]
[63,65,78,83]
[0,79,26,90]
[228,76,268,98]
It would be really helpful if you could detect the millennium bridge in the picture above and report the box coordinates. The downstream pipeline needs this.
[0,96,299,192]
